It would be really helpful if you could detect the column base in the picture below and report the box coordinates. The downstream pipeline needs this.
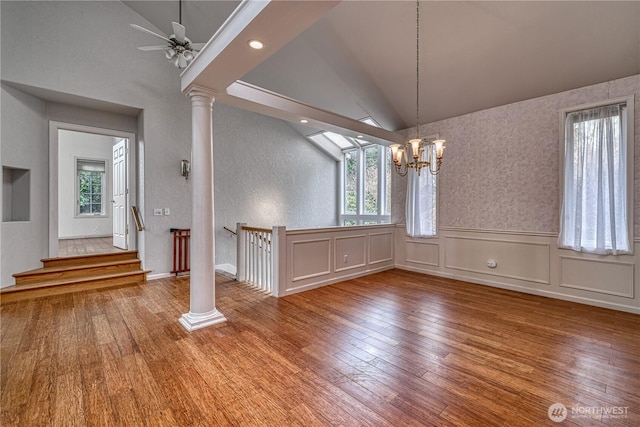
[179,309,227,332]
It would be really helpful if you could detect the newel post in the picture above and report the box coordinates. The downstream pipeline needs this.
[236,222,247,282]
[179,86,226,332]
[271,226,286,297]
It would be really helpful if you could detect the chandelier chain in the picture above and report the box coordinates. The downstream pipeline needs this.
[415,0,420,139]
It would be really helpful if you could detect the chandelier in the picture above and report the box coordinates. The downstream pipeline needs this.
[390,0,445,176]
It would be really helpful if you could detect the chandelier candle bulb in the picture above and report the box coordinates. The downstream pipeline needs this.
[390,144,400,161]
[409,138,422,160]
[434,139,445,158]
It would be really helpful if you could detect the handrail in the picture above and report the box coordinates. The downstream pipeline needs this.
[223,226,237,236]
[241,225,272,233]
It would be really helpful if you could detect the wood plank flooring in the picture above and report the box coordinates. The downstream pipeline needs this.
[1,269,638,426]
[58,237,125,257]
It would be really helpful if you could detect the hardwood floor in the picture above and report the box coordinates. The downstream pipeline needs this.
[1,269,638,426]
[58,237,126,257]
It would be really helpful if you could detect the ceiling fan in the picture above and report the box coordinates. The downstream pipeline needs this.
[130,0,205,69]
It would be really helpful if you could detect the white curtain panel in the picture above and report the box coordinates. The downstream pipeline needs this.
[406,168,437,238]
[559,104,629,254]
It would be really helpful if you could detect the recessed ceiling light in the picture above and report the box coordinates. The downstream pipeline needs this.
[300,119,309,124]
[248,39,264,50]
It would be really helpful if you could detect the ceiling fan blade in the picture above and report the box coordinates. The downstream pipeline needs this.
[172,22,186,43]
[130,24,171,43]
[190,43,205,51]
[137,46,168,51]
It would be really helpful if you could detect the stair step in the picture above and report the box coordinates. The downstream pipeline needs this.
[1,270,151,303]
[41,250,139,269]
[13,259,142,285]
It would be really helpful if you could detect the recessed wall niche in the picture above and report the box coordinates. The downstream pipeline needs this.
[3,166,30,222]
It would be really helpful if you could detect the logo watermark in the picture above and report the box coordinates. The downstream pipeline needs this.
[548,403,567,423]
[548,403,629,423]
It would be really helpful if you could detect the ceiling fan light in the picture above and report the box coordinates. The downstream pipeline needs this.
[178,54,188,69]
[183,51,194,61]
[165,48,176,60]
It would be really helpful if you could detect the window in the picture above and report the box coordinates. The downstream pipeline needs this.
[76,159,106,216]
[340,145,391,225]
[558,97,634,254]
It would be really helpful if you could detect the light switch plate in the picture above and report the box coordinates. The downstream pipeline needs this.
[164,208,170,215]
[153,209,162,216]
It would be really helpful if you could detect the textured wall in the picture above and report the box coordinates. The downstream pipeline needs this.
[393,75,640,237]
[213,104,338,267]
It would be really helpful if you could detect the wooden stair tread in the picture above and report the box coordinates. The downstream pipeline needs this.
[40,250,138,264]
[2,270,152,293]
[3,251,148,303]
[13,259,141,278]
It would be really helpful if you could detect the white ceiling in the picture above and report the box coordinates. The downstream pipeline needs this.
[124,1,640,132]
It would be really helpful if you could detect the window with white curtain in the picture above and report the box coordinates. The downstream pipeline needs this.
[405,166,437,238]
[558,97,634,254]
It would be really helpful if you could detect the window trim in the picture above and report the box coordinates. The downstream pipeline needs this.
[558,95,634,254]
[75,156,109,218]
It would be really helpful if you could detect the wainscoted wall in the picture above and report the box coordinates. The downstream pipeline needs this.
[280,224,395,296]
[395,226,640,314]
[391,74,640,239]
[389,74,640,314]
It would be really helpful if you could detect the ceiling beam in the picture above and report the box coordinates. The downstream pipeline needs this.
[219,81,404,145]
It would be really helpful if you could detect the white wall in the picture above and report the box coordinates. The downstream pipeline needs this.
[392,75,640,313]
[1,85,49,287]
[0,1,338,283]
[1,0,190,279]
[58,130,116,239]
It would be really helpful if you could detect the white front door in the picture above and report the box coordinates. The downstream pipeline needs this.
[112,139,128,249]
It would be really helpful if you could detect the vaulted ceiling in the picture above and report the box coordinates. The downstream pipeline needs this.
[124,0,640,133]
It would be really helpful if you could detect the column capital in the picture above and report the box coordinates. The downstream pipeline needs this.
[185,85,217,103]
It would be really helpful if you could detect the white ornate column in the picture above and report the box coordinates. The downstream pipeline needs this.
[179,86,227,331]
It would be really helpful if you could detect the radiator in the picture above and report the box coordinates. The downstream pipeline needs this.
[170,228,190,275]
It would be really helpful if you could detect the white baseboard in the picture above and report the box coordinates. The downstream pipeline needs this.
[215,263,237,278]
[395,264,640,315]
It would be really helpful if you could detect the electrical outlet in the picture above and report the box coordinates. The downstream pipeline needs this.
[164,208,170,216]
[153,209,162,216]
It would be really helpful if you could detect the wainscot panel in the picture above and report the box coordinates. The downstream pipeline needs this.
[394,226,640,314]
[282,224,396,296]
[560,256,635,298]
[290,238,331,282]
[369,232,394,265]
[444,236,550,285]
[334,234,366,272]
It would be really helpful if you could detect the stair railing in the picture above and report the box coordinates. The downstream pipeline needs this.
[236,223,283,296]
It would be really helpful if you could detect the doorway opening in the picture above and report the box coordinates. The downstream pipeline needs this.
[49,122,136,258]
